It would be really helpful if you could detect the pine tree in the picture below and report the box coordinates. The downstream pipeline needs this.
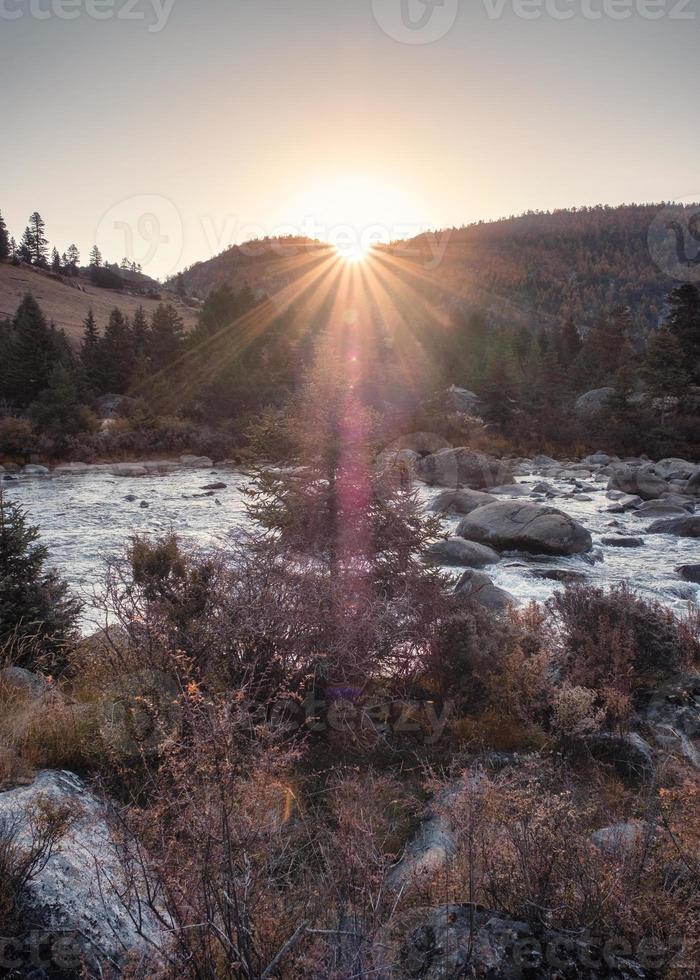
[244,347,447,684]
[149,303,184,374]
[0,210,9,262]
[0,491,80,666]
[21,212,49,267]
[579,307,633,385]
[5,294,57,407]
[79,308,100,392]
[51,247,61,274]
[8,237,18,264]
[30,362,93,445]
[66,244,80,274]
[642,325,690,399]
[96,308,134,393]
[89,245,102,268]
[556,316,583,368]
[665,284,700,383]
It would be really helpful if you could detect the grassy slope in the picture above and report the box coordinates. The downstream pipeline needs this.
[0,263,198,343]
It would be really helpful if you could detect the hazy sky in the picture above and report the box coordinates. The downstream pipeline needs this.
[1,0,698,277]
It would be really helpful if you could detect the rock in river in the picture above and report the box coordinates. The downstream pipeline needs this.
[647,515,700,537]
[428,488,494,514]
[453,569,515,611]
[416,448,511,489]
[427,537,500,568]
[455,500,593,556]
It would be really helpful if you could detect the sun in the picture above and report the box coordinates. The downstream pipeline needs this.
[288,173,419,262]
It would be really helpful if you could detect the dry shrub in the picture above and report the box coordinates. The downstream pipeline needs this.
[420,764,699,972]
[548,583,699,711]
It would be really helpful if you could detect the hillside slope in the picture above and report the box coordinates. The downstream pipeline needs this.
[0,263,198,342]
[175,205,689,337]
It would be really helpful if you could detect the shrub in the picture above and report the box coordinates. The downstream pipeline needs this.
[0,417,34,458]
[548,583,699,709]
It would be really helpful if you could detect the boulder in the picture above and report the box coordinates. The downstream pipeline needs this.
[574,387,615,418]
[428,488,494,515]
[179,454,214,468]
[95,393,138,419]
[647,515,700,537]
[201,481,227,491]
[488,483,530,496]
[416,449,511,489]
[653,457,695,480]
[608,464,670,501]
[0,771,168,973]
[530,568,587,583]
[108,462,148,477]
[456,501,592,556]
[581,732,654,782]
[453,569,515,612]
[53,462,93,475]
[0,666,50,699]
[427,537,500,568]
[22,464,50,476]
[636,500,692,518]
[646,673,700,769]
[685,467,700,493]
[446,385,483,415]
[677,564,700,584]
[584,452,612,465]
[591,821,653,856]
[601,536,645,548]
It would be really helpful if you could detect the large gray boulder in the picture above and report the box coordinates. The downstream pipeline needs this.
[416,449,511,489]
[453,569,515,611]
[95,393,138,419]
[456,501,592,556]
[0,770,169,973]
[574,387,615,418]
[608,464,671,501]
[446,385,483,415]
[428,488,494,515]
[647,515,700,537]
[653,458,695,480]
[581,732,654,782]
[685,467,700,493]
[427,537,500,568]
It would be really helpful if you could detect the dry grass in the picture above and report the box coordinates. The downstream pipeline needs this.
[0,263,196,342]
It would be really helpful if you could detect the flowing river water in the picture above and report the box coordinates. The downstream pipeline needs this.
[4,463,699,631]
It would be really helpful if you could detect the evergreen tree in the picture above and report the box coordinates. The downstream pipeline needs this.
[96,308,134,393]
[665,284,700,383]
[5,294,57,407]
[579,307,633,385]
[0,210,9,262]
[149,303,184,374]
[18,228,33,264]
[79,308,100,393]
[21,212,49,267]
[245,347,447,684]
[642,325,690,399]
[556,316,583,368]
[0,491,80,666]
[89,245,102,268]
[66,243,80,274]
[30,362,94,445]
[51,247,61,274]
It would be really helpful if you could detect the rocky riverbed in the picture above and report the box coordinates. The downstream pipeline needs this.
[2,450,699,626]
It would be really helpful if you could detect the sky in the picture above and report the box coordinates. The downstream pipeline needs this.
[1,0,699,278]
